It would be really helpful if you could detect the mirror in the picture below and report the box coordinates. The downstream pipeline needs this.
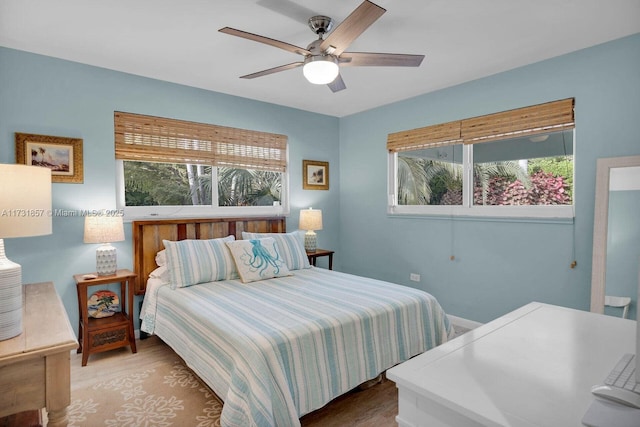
[591,155,640,319]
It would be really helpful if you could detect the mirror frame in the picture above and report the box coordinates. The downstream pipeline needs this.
[590,154,640,313]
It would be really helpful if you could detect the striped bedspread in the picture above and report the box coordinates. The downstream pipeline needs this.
[140,267,451,427]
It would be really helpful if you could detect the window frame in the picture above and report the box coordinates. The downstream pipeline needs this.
[387,99,575,220]
[388,142,575,219]
[116,160,290,219]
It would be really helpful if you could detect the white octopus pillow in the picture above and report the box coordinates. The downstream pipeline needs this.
[241,231,310,270]
[226,238,292,283]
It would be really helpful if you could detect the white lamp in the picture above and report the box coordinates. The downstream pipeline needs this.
[299,208,323,252]
[303,56,339,85]
[0,164,52,341]
[84,215,125,276]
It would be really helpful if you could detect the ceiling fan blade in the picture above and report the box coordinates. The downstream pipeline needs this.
[340,52,425,67]
[240,62,304,79]
[328,74,346,92]
[320,0,385,56]
[219,27,311,56]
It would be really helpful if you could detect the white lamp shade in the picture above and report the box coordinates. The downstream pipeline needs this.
[299,208,323,231]
[84,215,124,276]
[303,56,339,85]
[84,216,125,243]
[0,164,52,238]
[0,164,52,340]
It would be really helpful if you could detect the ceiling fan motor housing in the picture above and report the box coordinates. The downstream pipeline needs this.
[308,16,334,36]
[306,39,332,56]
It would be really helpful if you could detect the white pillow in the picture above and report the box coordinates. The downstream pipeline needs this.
[163,235,238,288]
[149,266,170,284]
[226,238,292,283]
[155,250,166,266]
[241,231,310,270]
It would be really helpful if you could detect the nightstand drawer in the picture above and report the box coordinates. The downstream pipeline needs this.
[88,327,128,351]
[86,312,129,351]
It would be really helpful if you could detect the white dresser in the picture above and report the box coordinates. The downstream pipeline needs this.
[387,302,637,427]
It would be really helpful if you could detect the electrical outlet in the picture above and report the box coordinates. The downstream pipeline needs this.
[410,273,420,282]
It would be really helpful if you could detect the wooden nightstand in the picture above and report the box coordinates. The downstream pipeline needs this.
[73,269,137,366]
[307,249,334,270]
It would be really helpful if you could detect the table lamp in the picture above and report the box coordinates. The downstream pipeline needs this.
[84,215,125,276]
[299,208,323,252]
[0,164,52,341]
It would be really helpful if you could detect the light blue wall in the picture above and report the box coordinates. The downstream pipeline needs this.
[0,47,340,334]
[338,34,640,323]
[1,33,639,331]
[606,190,640,320]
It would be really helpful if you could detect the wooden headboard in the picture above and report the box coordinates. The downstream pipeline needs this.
[132,217,286,295]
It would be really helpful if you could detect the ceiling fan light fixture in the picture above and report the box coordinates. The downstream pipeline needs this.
[303,56,339,85]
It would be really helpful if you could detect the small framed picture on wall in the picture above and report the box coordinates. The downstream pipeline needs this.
[303,160,329,190]
[15,132,84,183]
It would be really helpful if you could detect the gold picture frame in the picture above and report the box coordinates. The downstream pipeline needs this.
[303,160,329,190]
[15,133,84,183]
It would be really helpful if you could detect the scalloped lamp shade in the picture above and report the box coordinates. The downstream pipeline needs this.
[0,164,52,341]
[84,216,125,276]
[299,208,323,252]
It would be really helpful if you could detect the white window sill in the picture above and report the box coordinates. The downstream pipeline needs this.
[387,204,574,224]
[122,205,289,222]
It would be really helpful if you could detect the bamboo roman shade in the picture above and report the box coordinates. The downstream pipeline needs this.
[115,112,288,172]
[461,98,575,144]
[387,98,574,152]
[387,121,462,152]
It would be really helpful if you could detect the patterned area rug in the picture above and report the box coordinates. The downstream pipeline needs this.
[69,359,222,427]
[67,326,470,426]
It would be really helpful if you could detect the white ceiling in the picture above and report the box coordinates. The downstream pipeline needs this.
[1,0,639,117]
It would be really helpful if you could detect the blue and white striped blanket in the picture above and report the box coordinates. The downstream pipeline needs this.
[140,267,451,427]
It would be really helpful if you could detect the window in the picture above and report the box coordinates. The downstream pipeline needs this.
[115,112,289,218]
[388,99,575,219]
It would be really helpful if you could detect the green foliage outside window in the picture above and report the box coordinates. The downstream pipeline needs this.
[124,161,281,207]
[398,156,573,206]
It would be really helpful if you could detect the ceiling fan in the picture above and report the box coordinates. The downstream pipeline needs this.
[219,0,425,92]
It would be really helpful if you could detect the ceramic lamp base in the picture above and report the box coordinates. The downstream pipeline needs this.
[96,243,118,276]
[304,230,317,252]
[0,239,23,341]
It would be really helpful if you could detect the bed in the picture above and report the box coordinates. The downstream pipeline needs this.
[134,217,452,427]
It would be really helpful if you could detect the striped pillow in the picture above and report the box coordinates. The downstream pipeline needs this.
[163,235,238,288]
[241,231,311,270]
